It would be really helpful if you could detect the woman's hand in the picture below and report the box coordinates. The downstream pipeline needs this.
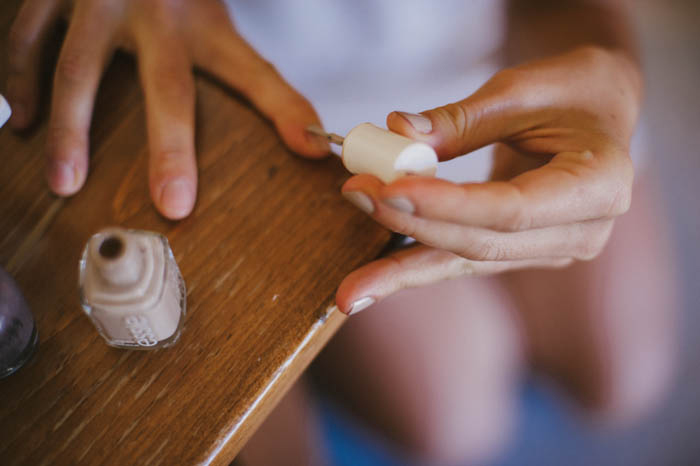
[337,46,642,315]
[6,0,329,219]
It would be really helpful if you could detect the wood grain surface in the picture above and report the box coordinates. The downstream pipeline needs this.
[0,1,391,464]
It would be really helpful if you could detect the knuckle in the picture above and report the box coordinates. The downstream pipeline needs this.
[245,59,284,95]
[149,65,195,101]
[151,150,190,173]
[576,242,600,261]
[575,45,612,67]
[390,219,418,239]
[435,104,468,139]
[7,25,31,70]
[462,236,505,262]
[501,200,529,232]
[489,183,529,232]
[605,158,634,217]
[575,222,613,261]
[489,68,528,100]
[56,51,88,85]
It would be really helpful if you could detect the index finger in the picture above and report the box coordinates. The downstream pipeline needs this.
[372,149,634,232]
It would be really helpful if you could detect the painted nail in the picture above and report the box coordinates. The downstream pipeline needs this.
[347,297,375,316]
[48,160,75,191]
[383,197,415,214]
[160,178,195,219]
[306,126,331,152]
[342,191,374,215]
[0,94,11,128]
[396,112,432,134]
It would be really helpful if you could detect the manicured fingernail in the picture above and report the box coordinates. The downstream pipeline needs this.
[305,124,331,152]
[396,112,432,134]
[160,178,195,219]
[383,197,415,214]
[347,297,375,316]
[48,160,75,192]
[342,191,374,215]
[0,94,11,128]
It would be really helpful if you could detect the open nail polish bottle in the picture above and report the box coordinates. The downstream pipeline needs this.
[0,266,38,378]
[79,228,186,349]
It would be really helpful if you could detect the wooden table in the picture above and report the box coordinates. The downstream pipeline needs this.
[0,2,390,464]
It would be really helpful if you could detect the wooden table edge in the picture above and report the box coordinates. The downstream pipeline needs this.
[200,304,346,465]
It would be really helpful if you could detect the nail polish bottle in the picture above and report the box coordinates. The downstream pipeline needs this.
[0,266,38,378]
[79,228,186,349]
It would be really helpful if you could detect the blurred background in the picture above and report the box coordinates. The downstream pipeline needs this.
[318,1,700,464]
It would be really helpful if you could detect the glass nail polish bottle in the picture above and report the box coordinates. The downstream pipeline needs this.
[0,266,38,378]
[79,228,186,349]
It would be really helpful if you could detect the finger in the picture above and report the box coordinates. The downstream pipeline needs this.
[135,26,197,220]
[6,0,62,128]
[336,245,572,315]
[353,148,633,232]
[187,11,329,158]
[384,69,536,161]
[46,2,118,196]
[342,175,615,261]
[384,58,602,161]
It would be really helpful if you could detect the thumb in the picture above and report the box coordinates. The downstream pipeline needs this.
[336,244,570,316]
[386,73,532,161]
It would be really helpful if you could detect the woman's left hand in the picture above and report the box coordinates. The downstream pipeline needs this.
[337,46,642,315]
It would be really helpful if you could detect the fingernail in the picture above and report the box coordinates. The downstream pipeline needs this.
[305,125,331,152]
[0,94,11,128]
[160,178,195,219]
[396,111,432,134]
[347,297,375,316]
[48,160,75,192]
[382,197,415,214]
[342,191,374,215]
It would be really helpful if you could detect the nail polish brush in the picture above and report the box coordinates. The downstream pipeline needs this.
[307,123,438,183]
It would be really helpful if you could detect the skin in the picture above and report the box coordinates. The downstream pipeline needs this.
[336,45,641,312]
[6,0,676,463]
[5,0,329,220]
[5,0,640,300]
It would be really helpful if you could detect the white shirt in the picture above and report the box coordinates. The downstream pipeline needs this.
[225,1,646,179]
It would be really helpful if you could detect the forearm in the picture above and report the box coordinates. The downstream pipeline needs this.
[505,0,639,65]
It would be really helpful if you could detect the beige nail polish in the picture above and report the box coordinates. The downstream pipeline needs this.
[347,297,375,316]
[79,227,186,349]
[383,197,415,214]
[396,112,433,134]
[343,191,375,215]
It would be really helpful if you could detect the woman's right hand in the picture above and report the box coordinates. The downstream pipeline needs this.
[6,0,329,219]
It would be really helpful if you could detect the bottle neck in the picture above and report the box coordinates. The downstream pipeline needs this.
[89,229,142,286]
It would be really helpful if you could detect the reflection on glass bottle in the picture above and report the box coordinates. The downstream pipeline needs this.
[0,266,38,378]
[79,228,186,350]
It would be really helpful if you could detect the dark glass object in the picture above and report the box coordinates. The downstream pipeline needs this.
[0,266,38,378]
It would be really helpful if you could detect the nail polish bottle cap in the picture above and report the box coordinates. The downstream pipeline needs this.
[341,123,437,183]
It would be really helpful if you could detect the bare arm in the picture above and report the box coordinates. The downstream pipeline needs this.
[506,0,639,64]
